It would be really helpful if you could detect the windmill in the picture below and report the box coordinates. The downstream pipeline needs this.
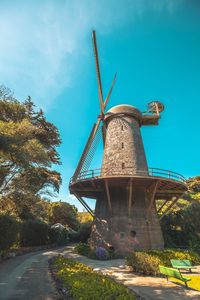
[69,31,187,255]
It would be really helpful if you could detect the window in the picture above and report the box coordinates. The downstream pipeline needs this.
[120,232,125,239]
[122,142,124,149]
[122,163,125,169]
[121,125,124,131]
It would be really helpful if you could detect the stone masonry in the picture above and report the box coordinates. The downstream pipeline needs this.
[101,107,148,176]
[90,104,164,255]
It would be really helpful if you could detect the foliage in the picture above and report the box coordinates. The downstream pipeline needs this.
[157,176,200,253]
[51,255,136,300]
[96,246,108,260]
[76,212,93,243]
[148,249,200,265]
[74,243,96,259]
[187,176,200,194]
[126,249,200,276]
[160,199,200,252]
[0,86,61,220]
[0,214,19,251]
[126,251,161,275]
[76,221,92,243]
[20,220,49,246]
[78,212,93,223]
[48,201,79,230]
[48,227,69,246]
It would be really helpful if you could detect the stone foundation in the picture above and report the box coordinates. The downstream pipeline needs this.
[90,186,164,256]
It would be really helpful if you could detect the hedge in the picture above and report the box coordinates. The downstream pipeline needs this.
[0,214,71,251]
[20,220,49,246]
[51,255,136,300]
[0,214,19,251]
[126,249,200,275]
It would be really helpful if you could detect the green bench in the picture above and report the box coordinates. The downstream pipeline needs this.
[170,259,197,273]
[159,265,191,288]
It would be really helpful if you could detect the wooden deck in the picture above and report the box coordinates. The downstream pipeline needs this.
[69,173,187,201]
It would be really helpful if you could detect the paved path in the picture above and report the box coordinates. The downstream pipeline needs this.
[63,246,200,300]
[0,247,67,300]
[0,245,200,300]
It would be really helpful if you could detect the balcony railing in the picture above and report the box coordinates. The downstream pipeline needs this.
[70,167,186,184]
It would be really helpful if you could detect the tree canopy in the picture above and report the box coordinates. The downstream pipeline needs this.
[159,176,200,252]
[0,86,61,219]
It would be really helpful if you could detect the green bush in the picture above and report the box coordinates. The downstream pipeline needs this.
[126,252,161,275]
[48,227,69,246]
[76,221,92,243]
[126,249,200,276]
[20,220,49,246]
[51,255,136,300]
[149,249,200,265]
[0,214,19,251]
[75,242,96,259]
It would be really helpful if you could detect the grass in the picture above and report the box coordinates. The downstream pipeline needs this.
[51,255,136,300]
[169,275,200,291]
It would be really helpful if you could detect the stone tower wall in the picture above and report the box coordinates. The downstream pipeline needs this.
[101,115,148,176]
[90,184,164,255]
[90,106,164,255]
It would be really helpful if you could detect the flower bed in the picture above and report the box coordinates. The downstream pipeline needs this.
[50,255,136,300]
[126,249,200,276]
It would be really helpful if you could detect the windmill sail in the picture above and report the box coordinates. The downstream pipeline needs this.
[72,118,102,181]
[92,30,104,115]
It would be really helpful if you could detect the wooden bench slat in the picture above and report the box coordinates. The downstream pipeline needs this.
[159,265,191,288]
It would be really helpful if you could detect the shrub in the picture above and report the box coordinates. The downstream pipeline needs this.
[0,214,19,251]
[126,252,161,275]
[51,255,136,300]
[148,249,200,266]
[48,227,69,245]
[96,246,108,260]
[74,243,96,259]
[188,238,200,255]
[108,246,115,259]
[20,220,49,246]
[76,221,92,243]
[126,249,200,276]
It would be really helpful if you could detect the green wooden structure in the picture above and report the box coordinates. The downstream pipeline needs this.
[159,265,191,288]
[170,259,197,272]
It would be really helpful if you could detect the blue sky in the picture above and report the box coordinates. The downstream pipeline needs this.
[1,0,200,211]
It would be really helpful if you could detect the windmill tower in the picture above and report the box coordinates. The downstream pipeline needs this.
[69,31,187,255]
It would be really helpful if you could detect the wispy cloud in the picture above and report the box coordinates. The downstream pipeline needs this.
[0,0,182,108]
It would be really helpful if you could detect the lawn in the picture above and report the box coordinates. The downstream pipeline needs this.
[169,275,200,291]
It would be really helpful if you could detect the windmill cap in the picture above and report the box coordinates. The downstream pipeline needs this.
[105,104,142,120]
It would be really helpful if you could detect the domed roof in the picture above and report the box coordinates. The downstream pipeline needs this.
[105,104,142,120]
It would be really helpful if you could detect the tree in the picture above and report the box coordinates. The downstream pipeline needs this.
[48,201,79,230]
[159,177,200,251]
[0,85,61,220]
[78,212,93,223]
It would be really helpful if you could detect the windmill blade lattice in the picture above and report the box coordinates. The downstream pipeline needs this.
[72,119,102,181]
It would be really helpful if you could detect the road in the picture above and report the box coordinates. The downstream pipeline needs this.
[0,248,65,300]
